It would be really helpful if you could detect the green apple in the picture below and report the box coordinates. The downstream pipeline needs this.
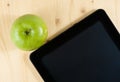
[11,14,48,51]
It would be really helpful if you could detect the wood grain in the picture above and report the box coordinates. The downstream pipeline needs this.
[0,0,120,82]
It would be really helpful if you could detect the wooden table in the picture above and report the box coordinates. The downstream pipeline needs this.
[0,0,120,82]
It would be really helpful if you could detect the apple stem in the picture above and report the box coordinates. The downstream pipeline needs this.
[25,29,31,35]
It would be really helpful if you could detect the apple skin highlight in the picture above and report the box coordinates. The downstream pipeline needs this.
[11,14,48,51]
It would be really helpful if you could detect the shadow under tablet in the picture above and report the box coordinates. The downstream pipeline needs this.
[30,9,120,82]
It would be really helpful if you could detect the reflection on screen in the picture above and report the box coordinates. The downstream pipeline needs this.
[42,22,120,82]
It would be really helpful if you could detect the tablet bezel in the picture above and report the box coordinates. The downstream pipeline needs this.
[30,9,120,82]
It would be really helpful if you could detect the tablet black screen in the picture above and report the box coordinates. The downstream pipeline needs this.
[41,21,120,82]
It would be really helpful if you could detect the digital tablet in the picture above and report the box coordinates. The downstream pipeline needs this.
[30,9,120,82]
